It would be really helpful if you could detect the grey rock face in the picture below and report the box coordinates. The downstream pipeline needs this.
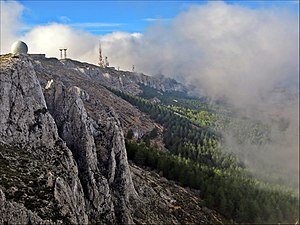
[0,55,87,224]
[32,56,158,142]
[0,54,137,224]
[44,82,116,223]
[0,55,57,148]
[44,81,136,224]
[97,108,138,224]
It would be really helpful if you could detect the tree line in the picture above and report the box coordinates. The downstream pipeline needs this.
[109,87,299,223]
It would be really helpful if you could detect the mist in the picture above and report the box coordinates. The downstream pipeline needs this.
[1,1,298,189]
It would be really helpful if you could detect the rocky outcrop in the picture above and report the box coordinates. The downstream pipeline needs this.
[44,81,136,224]
[0,54,88,224]
[0,55,57,148]
[0,54,136,223]
[32,56,158,140]
[45,82,114,223]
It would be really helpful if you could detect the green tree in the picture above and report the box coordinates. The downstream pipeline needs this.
[126,129,134,139]
[149,127,159,139]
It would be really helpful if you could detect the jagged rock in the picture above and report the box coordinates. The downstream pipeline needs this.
[54,177,88,224]
[44,80,136,224]
[32,56,158,140]
[44,81,116,223]
[1,54,137,224]
[98,108,138,224]
[0,55,57,149]
[0,54,87,224]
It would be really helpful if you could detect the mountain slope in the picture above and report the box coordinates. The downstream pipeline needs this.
[0,54,226,224]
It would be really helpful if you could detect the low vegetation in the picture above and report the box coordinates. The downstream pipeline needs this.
[0,144,65,221]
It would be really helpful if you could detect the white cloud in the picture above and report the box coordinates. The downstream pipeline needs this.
[1,1,298,112]
[128,2,298,106]
[1,2,298,99]
[0,1,25,53]
[22,23,99,62]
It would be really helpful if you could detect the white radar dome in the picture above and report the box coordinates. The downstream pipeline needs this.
[11,41,28,54]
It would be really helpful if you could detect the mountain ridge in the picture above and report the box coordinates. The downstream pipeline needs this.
[0,53,226,224]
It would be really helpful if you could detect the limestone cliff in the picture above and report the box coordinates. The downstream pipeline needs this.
[44,81,136,224]
[0,54,88,223]
[0,54,135,224]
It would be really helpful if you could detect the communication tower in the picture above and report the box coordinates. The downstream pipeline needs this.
[63,49,67,59]
[59,49,63,59]
[98,41,105,68]
[105,56,109,67]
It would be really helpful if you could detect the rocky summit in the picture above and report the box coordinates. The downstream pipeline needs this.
[0,54,225,224]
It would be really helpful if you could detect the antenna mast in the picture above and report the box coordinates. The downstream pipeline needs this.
[105,56,109,67]
[63,48,67,59]
[98,41,104,68]
[59,49,63,59]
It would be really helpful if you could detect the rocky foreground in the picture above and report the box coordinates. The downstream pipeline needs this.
[0,54,226,224]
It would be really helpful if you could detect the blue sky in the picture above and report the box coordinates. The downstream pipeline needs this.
[18,0,299,34]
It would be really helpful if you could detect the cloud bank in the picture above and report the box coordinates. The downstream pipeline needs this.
[0,1,25,53]
[1,2,298,102]
[1,1,298,189]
